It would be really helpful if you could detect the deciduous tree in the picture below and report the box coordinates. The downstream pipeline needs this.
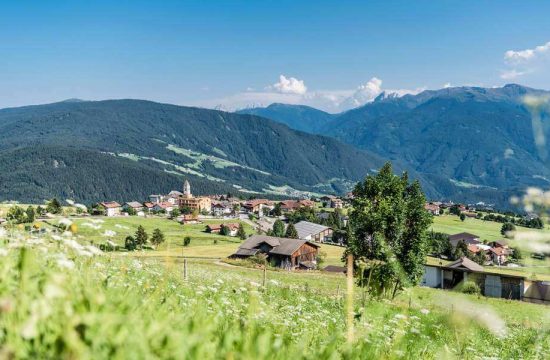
[346,162,432,297]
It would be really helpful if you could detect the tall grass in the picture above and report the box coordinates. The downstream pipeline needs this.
[0,229,549,359]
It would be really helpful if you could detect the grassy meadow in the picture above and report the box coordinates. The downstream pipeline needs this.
[431,215,550,279]
[0,231,549,359]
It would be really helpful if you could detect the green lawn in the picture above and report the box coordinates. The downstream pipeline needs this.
[50,216,255,250]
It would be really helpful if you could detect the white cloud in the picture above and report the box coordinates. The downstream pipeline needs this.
[504,41,550,64]
[443,82,452,88]
[269,75,307,95]
[198,75,423,113]
[502,41,550,80]
[500,69,527,80]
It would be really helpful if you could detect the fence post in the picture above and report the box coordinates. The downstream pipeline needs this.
[346,254,354,344]
[183,258,188,281]
[262,266,267,289]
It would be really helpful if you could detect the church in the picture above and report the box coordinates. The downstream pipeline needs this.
[178,180,212,213]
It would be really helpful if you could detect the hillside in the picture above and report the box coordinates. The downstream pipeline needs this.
[237,103,335,134]
[0,100,388,203]
[245,84,550,207]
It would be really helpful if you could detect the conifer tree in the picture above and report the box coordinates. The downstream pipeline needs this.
[285,223,299,239]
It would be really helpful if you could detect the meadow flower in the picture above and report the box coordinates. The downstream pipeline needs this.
[56,255,75,270]
[103,230,117,237]
[420,308,430,315]
[59,218,73,227]
[0,248,8,257]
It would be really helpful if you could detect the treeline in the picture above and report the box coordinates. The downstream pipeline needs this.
[0,146,244,204]
[481,213,543,229]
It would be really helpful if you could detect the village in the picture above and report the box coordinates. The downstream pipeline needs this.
[1,179,549,305]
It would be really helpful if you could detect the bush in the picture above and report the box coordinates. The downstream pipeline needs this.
[459,281,481,295]
[183,236,191,247]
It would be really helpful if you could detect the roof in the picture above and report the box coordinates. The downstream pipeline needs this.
[125,201,143,208]
[449,232,479,241]
[101,201,121,209]
[143,202,155,208]
[154,202,173,209]
[294,221,330,239]
[449,232,480,247]
[168,190,183,197]
[489,247,511,256]
[235,234,319,257]
[491,239,509,247]
[446,257,485,272]
[243,199,271,208]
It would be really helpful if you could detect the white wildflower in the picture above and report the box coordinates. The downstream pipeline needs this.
[58,218,72,227]
[0,248,8,257]
[420,308,430,315]
[103,230,116,237]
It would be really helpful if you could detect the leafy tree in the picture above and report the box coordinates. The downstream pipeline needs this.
[501,222,516,236]
[272,203,282,216]
[284,223,299,239]
[126,207,137,216]
[125,236,136,251]
[473,251,486,265]
[449,205,461,216]
[150,228,165,247]
[272,219,285,237]
[220,225,231,236]
[346,162,432,297]
[46,198,62,214]
[232,203,241,213]
[25,206,35,223]
[510,247,522,261]
[36,206,45,216]
[135,225,148,248]
[180,206,192,215]
[7,206,26,224]
[452,240,468,260]
[286,207,317,224]
[237,223,247,240]
[183,236,191,247]
[427,232,452,257]
[170,208,181,218]
[459,213,466,222]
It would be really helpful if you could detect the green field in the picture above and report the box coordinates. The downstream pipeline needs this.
[45,216,346,265]
[432,214,550,279]
[0,232,548,359]
[50,216,253,249]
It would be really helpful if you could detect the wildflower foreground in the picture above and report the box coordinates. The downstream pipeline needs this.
[0,232,549,359]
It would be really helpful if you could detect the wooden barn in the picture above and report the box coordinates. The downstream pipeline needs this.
[231,235,320,270]
[422,257,525,300]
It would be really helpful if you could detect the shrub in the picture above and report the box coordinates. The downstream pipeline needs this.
[459,281,481,295]
[183,236,191,247]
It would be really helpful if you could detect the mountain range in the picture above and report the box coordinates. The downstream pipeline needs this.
[239,84,550,208]
[0,100,388,203]
[1,84,547,208]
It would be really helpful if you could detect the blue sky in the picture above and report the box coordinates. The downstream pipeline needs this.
[1,0,550,111]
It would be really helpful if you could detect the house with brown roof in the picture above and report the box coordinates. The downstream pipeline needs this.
[152,202,174,214]
[206,223,240,236]
[100,202,122,217]
[243,199,272,214]
[489,247,512,265]
[123,202,144,215]
[279,199,315,212]
[231,235,320,270]
[424,203,440,215]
